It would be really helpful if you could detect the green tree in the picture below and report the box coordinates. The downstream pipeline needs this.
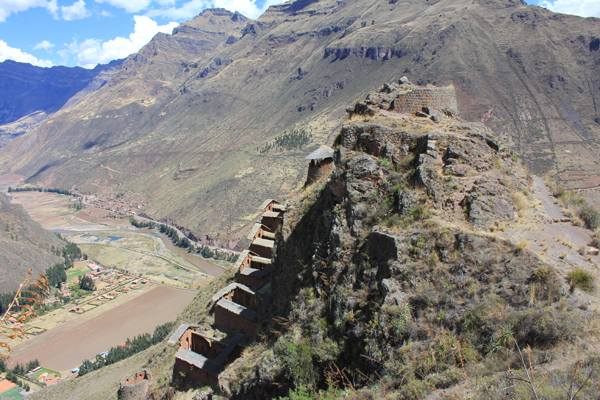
[79,275,96,291]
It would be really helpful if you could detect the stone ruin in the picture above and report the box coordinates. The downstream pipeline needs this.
[236,249,271,288]
[170,199,285,390]
[118,369,152,400]
[170,325,244,384]
[347,76,458,121]
[306,146,335,185]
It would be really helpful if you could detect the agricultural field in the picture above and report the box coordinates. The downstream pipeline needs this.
[7,285,196,372]
[67,231,210,287]
[10,191,219,285]
[2,191,213,375]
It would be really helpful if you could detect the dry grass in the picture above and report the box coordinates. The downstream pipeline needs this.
[510,191,529,212]
[515,238,529,253]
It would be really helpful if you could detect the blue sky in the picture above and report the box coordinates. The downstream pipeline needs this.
[0,0,598,69]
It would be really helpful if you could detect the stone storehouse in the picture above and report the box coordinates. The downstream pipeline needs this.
[213,283,261,335]
[236,249,272,288]
[170,325,243,384]
[306,146,335,185]
[260,200,285,231]
[118,369,152,400]
[248,223,276,258]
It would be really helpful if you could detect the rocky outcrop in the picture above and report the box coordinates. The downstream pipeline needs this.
[215,80,590,400]
[324,46,410,61]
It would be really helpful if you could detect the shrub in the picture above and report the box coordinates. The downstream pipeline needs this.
[568,267,594,292]
[514,307,581,346]
[579,204,600,230]
[531,265,552,283]
[275,337,339,388]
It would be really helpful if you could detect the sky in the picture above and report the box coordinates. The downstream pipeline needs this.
[0,0,598,69]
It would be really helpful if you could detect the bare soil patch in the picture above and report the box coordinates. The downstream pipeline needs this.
[8,286,196,372]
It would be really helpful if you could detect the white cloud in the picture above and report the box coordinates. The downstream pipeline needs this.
[0,0,53,22]
[0,40,53,67]
[147,0,281,20]
[539,0,600,18]
[61,0,91,20]
[33,40,55,51]
[94,0,153,13]
[147,0,207,19]
[64,15,178,68]
[47,0,58,18]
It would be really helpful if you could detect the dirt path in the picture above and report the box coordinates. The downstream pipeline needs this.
[532,176,565,220]
[7,286,196,372]
[500,177,599,273]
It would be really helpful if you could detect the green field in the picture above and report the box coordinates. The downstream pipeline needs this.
[66,267,90,283]
[0,387,23,399]
[30,368,60,381]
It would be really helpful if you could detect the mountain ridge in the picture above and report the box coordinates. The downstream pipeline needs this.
[0,59,124,146]
[0,0,598,249]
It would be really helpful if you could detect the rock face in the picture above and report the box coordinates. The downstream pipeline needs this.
[0,0,599,243]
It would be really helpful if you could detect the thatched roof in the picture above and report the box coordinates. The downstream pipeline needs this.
[306,146,334,160]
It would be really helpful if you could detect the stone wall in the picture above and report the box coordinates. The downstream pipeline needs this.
[390,87,457,115]
[214,305,257,335]
[222,286,261,311]
[180,330,226,359]
[118,369,152,400]
[261,216,281,232]
[173,357,218,384]
[249,242,273,258]
[238,273,267,288]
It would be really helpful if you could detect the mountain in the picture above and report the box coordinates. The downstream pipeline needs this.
[0,59,123,146]
[0,193,64,293]
[0,0,598,248]
[27,81,600,399]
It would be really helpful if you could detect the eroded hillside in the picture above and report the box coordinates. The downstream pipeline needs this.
[1,0,599,249]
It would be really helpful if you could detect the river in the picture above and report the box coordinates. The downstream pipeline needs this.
[157,232,226,277]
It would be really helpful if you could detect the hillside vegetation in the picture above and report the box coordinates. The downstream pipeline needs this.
[0,0,598,247]
[0,193,64,293]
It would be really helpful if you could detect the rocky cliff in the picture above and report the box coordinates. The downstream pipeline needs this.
[213,81,600,398]
[0,0,598,248]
